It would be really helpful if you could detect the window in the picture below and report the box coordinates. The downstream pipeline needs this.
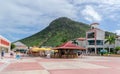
[96,40,103,45]
[87,32,95,38]
[88,40,95,45]
[88,40,103,45]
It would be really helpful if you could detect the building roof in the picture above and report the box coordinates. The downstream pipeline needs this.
[0,35,11,43]
[87,28,104,32]
[77,38,86,41]
[116,35,120,38]
[90,23,99,25]
[14,41,27,47]
[53,41,85,50]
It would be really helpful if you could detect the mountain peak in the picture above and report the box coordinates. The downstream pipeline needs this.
[19,17,90,47]
[49,17,72,26]
[54,17,71,20]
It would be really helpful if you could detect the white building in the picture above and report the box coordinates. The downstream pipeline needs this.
[115,36,120,47]
[0,35,11,53]
[86,23,105,54]
[13,41,28,52]
[76,23,120,54]
[76,38,86,48]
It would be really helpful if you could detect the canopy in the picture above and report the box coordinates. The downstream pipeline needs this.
[31,47,41,52]
[53,41,86,50]
[42,48,51,51]
[31,47,51,52]
[39,48,51,51]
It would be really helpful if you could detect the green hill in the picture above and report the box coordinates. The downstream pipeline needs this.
[19,17,90,47]
[18,17,115,47]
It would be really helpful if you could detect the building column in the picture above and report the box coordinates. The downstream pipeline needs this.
[86,48,88,54]
[95,47,97,54]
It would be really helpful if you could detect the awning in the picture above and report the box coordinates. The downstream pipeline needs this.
[31,47,52,52]
[31,47,41,52]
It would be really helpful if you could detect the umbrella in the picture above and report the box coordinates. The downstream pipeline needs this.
[39,48,51,51]
[31,47,40,52]
[100,49,107,53]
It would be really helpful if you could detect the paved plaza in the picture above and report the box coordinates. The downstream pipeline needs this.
[0,54,120,74]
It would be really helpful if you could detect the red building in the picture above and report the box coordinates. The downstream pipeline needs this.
[0,35,11,52]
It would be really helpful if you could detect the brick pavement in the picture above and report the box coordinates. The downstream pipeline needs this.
[2,62,44,72]
[0,55,120,74]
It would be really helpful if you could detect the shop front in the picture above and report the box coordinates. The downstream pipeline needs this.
[0,35,11,53]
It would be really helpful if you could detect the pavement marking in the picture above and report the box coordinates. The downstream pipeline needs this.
[0,70,50,74]
[73,56,110,62]
[39,61,109,70]
[14,59,36,63]
[0,63,10,72]
[2,62,45,72]
[0,58,15,72]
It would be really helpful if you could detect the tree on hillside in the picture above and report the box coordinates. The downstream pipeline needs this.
[11,43,16,50]
[61,38,67,43]
[105,35,116,53]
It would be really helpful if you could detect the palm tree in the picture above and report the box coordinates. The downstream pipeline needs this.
[105,35,116,53]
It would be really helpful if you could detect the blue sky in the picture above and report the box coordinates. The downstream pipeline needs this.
[0,0,120,42]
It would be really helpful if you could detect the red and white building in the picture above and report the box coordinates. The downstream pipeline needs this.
[86,23,105,54]
[0,35,11,52]
[76,23,120,54]
[76,23,105,54]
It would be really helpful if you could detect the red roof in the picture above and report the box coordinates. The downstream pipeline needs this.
[0,39,10,46]
[53,41,85,50]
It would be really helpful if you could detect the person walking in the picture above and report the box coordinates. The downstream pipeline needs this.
[16,51,20,60]
[1,50,4,59]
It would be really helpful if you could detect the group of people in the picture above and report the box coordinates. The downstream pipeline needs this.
[0,50,21,60]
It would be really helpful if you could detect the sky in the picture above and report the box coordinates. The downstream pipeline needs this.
[0,0,120,42]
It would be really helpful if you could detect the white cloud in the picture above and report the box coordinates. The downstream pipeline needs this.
[0,0,77,26]
[115,30,120,35]
[81,5,102,22]
[0,0,78,41]
[73,0,120,20]
[72,0,120,5]
[0,0,120,42]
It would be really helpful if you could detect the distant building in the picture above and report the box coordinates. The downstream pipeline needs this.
[76,23,120,54]
[0,35,11,53]
[13,41,28,52]
[76,23,105,54]
[115,36,120,47]
[86,23,105,54]
[76,38,86,48]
